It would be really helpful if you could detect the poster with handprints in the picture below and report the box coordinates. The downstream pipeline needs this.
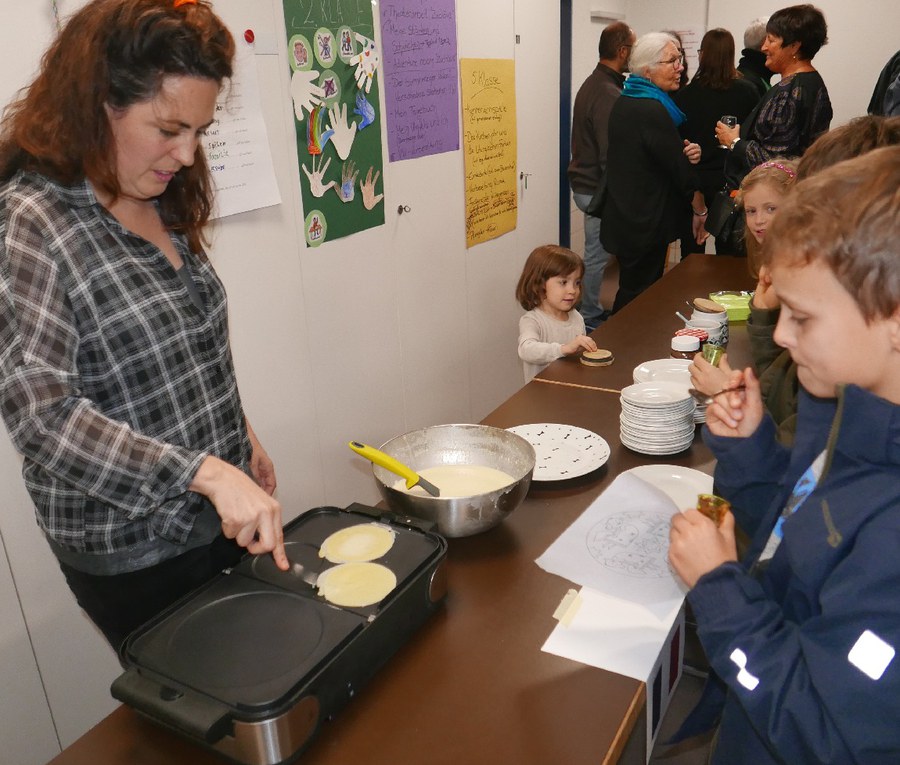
[536,472,688,619]
[282,0,385,247]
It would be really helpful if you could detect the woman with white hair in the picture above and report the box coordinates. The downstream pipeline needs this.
[600,32,706,311]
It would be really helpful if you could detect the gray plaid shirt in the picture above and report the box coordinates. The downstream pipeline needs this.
[0,171,250,557]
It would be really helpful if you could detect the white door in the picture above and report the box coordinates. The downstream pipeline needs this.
[0,529,59,764]
[514,1,562,249]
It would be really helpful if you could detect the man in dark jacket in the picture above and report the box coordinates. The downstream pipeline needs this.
[736,17,772,99]
[567,21,634,330]
[868,49,900,116]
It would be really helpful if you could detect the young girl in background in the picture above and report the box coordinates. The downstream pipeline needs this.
[741,159,798,287]
[516,245,597,382]
[689,160,799,439]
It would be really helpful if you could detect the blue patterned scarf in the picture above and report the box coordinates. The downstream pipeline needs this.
[622,75,686,126]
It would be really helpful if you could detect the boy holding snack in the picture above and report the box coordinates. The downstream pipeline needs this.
[668,146,900,763]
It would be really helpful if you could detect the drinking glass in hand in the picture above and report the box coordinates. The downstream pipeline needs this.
[718,115,737,148]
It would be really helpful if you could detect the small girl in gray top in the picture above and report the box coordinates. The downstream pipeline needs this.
[515,245,597,382]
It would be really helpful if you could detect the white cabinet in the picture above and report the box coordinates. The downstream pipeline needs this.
[0,530,58,765]
[0,436,121,754]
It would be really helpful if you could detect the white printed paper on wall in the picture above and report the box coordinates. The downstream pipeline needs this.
[204,42,282,219]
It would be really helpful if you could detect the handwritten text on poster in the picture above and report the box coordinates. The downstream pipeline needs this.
[380,0,460,162]
[460,59,517,248]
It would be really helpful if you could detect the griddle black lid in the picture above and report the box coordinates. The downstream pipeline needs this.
[122,574,364,715]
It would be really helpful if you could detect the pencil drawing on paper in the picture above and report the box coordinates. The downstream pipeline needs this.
[585,511,672,579]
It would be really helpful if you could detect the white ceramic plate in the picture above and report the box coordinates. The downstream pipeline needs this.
[620,433,694,456]
[623,464,713,510]
[619,424,695,442]
[621,400,695,419]
[632,359,692,385]
[506,423,610,481]
[620,381,692,407]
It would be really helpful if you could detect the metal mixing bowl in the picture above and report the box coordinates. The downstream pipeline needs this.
[372,424,536,537]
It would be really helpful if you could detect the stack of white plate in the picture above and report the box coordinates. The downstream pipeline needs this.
[632,358,706,424]
[620,381,696,455]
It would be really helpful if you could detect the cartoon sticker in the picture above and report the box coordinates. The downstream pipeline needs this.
[337,26,356,62]
[289,34,313,72]
[305,209,327,246]
[318,70,341,107]
[313,27,337,69]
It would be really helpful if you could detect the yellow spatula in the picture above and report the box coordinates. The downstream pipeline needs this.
[348,441,441,497]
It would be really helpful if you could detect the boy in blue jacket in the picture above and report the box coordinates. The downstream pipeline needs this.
[668,145,900,764]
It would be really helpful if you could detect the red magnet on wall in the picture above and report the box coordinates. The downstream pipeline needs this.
[244,29,255,44]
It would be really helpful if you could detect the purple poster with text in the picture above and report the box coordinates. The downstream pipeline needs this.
[380,0,460,162]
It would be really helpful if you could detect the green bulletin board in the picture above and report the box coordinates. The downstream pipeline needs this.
[282,0,385,246]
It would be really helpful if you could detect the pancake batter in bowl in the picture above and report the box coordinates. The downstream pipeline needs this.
[393,464,515,497]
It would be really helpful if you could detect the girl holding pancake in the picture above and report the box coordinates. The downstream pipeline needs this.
[515,245,598,382]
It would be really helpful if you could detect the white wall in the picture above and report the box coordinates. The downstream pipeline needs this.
[0,526,59,764]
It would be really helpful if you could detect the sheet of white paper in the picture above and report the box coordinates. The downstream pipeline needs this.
[535,472,688,619]
[204,43,281,219]
[542,588,682,681]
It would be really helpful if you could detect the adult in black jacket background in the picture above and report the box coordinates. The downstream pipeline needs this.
[675,28,759,255]
[601,32,704,312]
[736,16,774,98]
[567,21,634,330]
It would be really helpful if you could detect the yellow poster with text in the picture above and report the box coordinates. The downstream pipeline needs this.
[460,59,517,248]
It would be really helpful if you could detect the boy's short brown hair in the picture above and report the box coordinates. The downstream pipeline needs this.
[796,115,900,181]
[515,245,584,311]
[764,146,900,321]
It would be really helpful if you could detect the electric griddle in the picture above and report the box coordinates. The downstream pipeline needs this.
[111,503,448,765]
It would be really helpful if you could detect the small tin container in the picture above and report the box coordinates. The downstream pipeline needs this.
[671,335,700,360]
[675,327,709,344]
[692,297,727,314]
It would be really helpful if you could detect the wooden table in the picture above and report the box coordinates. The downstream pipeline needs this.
[535,252,754,394]
[48,256,755,765]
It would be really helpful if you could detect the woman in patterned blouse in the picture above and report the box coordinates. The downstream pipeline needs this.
[715,4,833,182]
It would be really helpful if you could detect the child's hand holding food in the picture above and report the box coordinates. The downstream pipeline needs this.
[561,334,598,356]
[705,367,765,439]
